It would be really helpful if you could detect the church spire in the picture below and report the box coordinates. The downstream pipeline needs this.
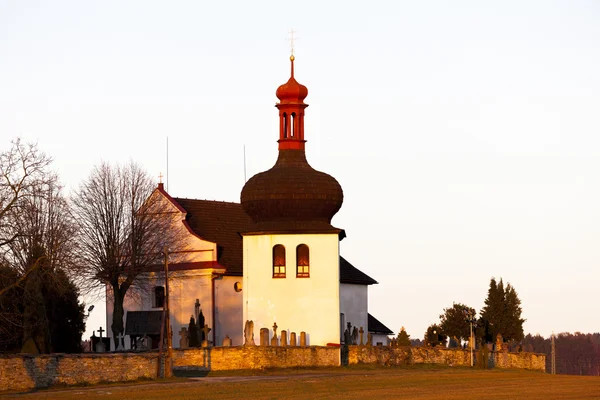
[275,55,308,150]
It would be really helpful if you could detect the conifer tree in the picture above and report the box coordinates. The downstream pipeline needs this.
[503,283,525,342]
[480,277,525,343]
[397,327,411,346]
[188,316,199,347]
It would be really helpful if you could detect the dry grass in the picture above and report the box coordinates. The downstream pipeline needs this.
[4,365,600,399]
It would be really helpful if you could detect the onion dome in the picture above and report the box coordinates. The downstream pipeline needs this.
[275,55,308,104]
[240,55,344,233]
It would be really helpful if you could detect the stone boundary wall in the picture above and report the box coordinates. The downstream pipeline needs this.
[348,346,545,371]
[0,346,544,393]
[493,350,546,370]
[0,352,158,393]
[0,346,340,393]
[172,346,341,371]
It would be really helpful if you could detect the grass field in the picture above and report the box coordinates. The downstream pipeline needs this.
[3,365,600,399]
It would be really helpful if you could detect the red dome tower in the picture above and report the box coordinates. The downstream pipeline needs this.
[240,55,344,233]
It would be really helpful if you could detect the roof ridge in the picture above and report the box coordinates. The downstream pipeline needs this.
[174,197,241,205]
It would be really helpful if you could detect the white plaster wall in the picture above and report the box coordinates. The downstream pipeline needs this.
[339,283,368,343]
[168,270,214,346]
[214,276,243,346]
[149,190,218,264]
[106,270,216,350]
[372,334,390,346]
[242,233,340,346]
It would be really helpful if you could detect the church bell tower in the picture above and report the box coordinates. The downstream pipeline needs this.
[240,53,344,346]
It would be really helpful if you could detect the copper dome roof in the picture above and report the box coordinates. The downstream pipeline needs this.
[241,149,343,232]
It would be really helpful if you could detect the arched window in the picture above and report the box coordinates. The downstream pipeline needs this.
[291,112,296,138]
[296,244,309,277]
[273,245,286,278]
[283,113,288,139]
[153,286,165,308]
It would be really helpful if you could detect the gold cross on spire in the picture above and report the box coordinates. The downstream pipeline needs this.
[288,28,297,57]
[158,172,163,183]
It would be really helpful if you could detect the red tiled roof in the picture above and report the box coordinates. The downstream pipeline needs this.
[172,198,254,276]
[170,198,377,285]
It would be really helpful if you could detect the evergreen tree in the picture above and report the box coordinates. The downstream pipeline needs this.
[480,277,505,342]
[397,327,411,346]
[188,316,199,347]
[198,309,205,343]
[22,267,51,353]
[503,283,525,342]
[480,277,525,343]
[0,265,24,353]
[45,269,85,353]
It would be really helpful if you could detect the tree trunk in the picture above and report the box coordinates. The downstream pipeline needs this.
[111,283,125,350]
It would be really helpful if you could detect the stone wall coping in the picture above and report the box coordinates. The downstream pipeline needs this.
[0,352,160,360]
[346,345,546,357]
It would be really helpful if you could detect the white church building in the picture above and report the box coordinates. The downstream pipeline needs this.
[106,55,393,349]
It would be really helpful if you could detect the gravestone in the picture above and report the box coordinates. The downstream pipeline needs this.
[222,335,232,347]
[201,324,211,347]
[290,332,297,346]
[300,331,306,346]
[260,328,269,346]
[359,327,364,346]
[244,320,255,346]
[281,331,288,346]
[179,327,189,349]
[366,333,373,347]
[271,322,279,346]
[139,335,151,350]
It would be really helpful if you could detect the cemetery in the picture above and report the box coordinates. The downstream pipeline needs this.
[0,319,545,393]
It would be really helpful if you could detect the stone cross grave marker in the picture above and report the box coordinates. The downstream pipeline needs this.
[344,322,352,345]
[271,322,279,346]
[201,324,211,347]
[96,327,106,352]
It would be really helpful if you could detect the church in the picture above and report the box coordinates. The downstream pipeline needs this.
[106,54,393,349]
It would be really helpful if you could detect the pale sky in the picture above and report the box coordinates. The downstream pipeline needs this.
[1,1,599,342]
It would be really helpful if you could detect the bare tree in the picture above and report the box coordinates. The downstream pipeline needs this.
[0,138,54,297]
[72,161,183,348]
[0,138,83,352]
